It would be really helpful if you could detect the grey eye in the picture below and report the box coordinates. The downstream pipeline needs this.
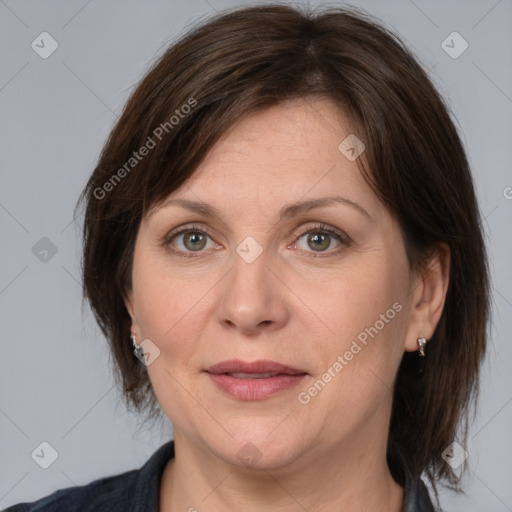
[306,233,331,251]
[181,231,208,251]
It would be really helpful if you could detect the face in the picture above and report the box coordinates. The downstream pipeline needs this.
[126,97,424,471]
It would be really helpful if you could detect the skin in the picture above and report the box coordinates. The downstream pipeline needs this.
[125,97,450,512]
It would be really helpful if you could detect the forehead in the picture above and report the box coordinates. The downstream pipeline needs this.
[179,98,378,212]
[143,97,391,229]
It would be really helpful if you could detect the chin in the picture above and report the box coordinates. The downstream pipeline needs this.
[207,428,308,472]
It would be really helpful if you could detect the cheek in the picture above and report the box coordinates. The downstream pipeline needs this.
[298,249,409,411]
[130,246,215,363]
[129,250,210,425]
[301,251,407,355]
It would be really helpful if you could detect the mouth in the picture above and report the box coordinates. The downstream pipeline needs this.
[205,359,307,376]
[224,372,294,379]
[204,359,308,400]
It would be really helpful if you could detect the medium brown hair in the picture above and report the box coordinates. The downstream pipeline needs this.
[77,3,489,495]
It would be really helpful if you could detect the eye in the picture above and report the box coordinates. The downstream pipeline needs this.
[163,224,219,257]
[162,222,349,259]
[290,223,349,257]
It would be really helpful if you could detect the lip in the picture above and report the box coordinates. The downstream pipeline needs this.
[206,359,305,375]
[204,359,308,400]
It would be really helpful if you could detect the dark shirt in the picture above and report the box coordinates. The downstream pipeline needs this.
[4,440,436,511]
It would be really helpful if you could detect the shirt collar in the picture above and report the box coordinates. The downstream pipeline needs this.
[133,439,175,511]
[402,470,437,512]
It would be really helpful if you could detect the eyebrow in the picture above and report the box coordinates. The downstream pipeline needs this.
[148,196,372,222]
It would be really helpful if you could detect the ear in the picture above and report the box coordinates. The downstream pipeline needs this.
[403,242,450,352]
[123,288,140,338]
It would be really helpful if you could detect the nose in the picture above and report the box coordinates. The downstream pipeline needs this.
[217,248,290,336]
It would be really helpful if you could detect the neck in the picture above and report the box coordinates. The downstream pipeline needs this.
[160,429,404,512]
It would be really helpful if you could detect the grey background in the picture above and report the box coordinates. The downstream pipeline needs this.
[0,0,511,510]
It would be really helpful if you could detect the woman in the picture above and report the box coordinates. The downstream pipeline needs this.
[6,4,489,511]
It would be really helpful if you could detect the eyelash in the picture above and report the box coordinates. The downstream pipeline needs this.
[162,223,350,259]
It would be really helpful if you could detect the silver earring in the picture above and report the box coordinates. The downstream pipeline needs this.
[417,337,428,357]
[132,334,144,360]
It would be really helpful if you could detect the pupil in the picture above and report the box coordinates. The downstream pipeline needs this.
[309,233,329,251]
[185,232,205,250]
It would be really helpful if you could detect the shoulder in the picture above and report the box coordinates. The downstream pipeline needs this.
[3,440,175,512]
